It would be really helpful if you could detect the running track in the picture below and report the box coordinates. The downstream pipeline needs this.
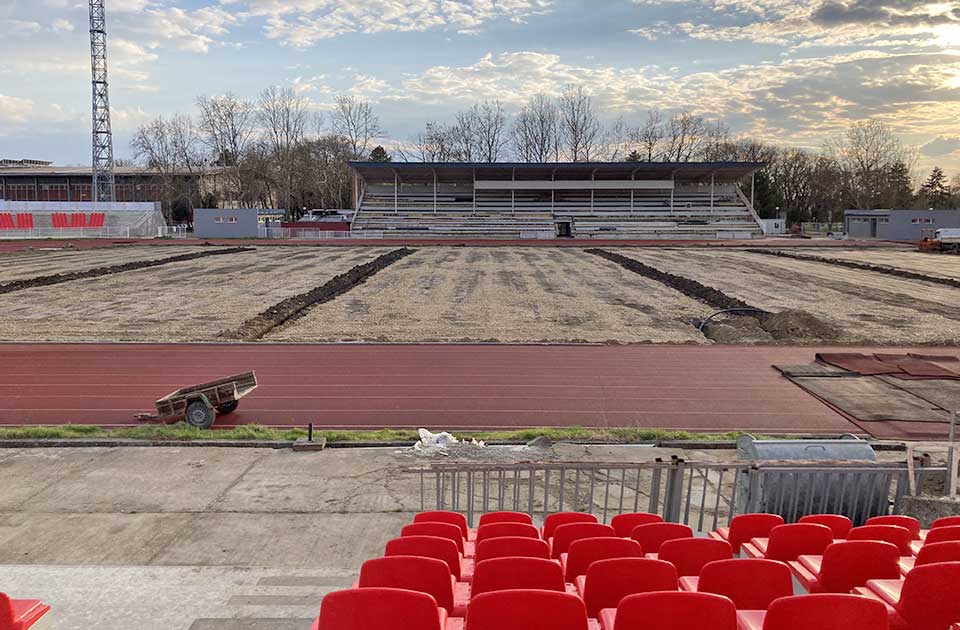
[0,343,951,439]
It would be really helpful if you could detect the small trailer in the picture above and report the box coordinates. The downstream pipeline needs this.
[136,371,258,429]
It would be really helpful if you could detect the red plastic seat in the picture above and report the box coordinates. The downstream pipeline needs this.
[900,541,960,575]
[357,556,464,615]
[855,562,960,630]
[550,522,615,558]
[737,593,889,630]
[744,523,833,561]
[478,511,533,527]
[577,557,678,618]
[475,536,550,563]
[789,540,901,593]
[465,589,588,630]
[385,535,463,580]
[561,536,641,581]
[655,537,733,577]
[630,522,693,554]
[0,214,14,229]
[610,512,663,537]
[599,591,736,630]
[918,525,960,546]
[88,212,105,228]
[415,511,469,538]
[710,513,784,554]
[15,213,33,229]
[799,514,853,539]
[848,525,913,556]
[681,558,794,610]
[866,516,921,540]
[931,516,960,529]
[314,588,447,630]
[542,512,597,540]
[471,557,565,596]
[475,522,539,544]
[0,592,51,630]
[70,212,87,228]
[402,522,465,554]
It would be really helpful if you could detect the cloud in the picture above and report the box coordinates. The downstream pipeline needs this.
[629,0,960,50]
[921,135,960,156]
[249,0,553,47]
[0,94,33,126]
[123,5,239,53]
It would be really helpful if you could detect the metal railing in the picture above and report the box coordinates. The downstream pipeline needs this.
[407,459,936,529]
[257,227,383,240]
[156,226,190,238]
[0,227,132,239]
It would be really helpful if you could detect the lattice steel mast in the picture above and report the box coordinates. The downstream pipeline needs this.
[89,0,115,202]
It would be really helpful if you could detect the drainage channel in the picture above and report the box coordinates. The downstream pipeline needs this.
[586,248,768,313]
[0,246,255,295]
[220,247,416,341]
[746,248,960,290]
[587,248,839,343]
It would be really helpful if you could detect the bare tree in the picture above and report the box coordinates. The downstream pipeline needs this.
[601,117,630,161]
[130,113,205,221]
[631,110,665,162]
[558,85,602,162]
[664,112,709,162]
[258,86,310,216]
[196,93,256,207]
[824,120,908,209]
[331,95,383,160]
[398,122,460,162]
[449,101,508,163]
[511,94,559,163]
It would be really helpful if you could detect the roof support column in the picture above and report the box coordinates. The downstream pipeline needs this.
[630,172,635,215]
[433,169,437,214]
[551,169,555,213]
[590,169,595,213]
[511,168,515,214]
[394,172,398,214]
[750,172,755,210]
[710,172,715,210]
[472,168,476,214]
[670,172,675,212]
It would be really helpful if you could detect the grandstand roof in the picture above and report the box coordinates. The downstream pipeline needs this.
[0,165,198,177]
[349,161,764,183]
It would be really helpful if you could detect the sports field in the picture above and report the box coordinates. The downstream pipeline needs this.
[1,243,959,345]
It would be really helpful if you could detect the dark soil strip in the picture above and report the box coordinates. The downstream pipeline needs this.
[220,248,416,341]
[0,247,255,295]
[586,248,769,314]
[746,248,960,290]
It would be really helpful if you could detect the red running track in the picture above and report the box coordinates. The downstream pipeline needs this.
[0,343,951,439]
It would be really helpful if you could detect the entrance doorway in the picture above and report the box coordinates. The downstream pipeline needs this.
[556,221,572,238]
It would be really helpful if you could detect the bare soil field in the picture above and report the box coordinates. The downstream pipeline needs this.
[615,248,960,345]
[0,245,204,283]
[0,246,390,342]
[788,248,960,281]
[266,247,715,343]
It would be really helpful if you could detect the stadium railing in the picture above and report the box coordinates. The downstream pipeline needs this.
[0,226,132,239]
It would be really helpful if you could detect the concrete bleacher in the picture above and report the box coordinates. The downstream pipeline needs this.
[0,201,166,238]
[352,186,763,240]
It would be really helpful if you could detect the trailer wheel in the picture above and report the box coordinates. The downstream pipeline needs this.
[185,400,215,429]
[215,400,239,415]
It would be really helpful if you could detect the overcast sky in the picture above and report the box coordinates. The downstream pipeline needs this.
[1,0,959,177]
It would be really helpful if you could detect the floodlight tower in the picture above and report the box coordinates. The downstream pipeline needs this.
[89,0,116,202]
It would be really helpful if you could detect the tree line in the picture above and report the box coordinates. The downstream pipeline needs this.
[129,85,960,223]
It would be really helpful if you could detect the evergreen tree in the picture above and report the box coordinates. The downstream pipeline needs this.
[884,161,914,208]
[625,150,643,162]
[369,145,392,162]
[920,167,950,209]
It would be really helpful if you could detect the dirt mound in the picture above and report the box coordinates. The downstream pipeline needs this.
[760,309,839,341]
[702,317,775,343]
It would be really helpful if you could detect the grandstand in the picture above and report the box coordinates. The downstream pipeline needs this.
[0,201,166,238]
[349,162,765,239]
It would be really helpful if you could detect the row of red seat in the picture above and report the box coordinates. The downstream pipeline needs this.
[0,214,33,229]
[312,510,960,630]
[0,592,49,630]
[48,212,106,228]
